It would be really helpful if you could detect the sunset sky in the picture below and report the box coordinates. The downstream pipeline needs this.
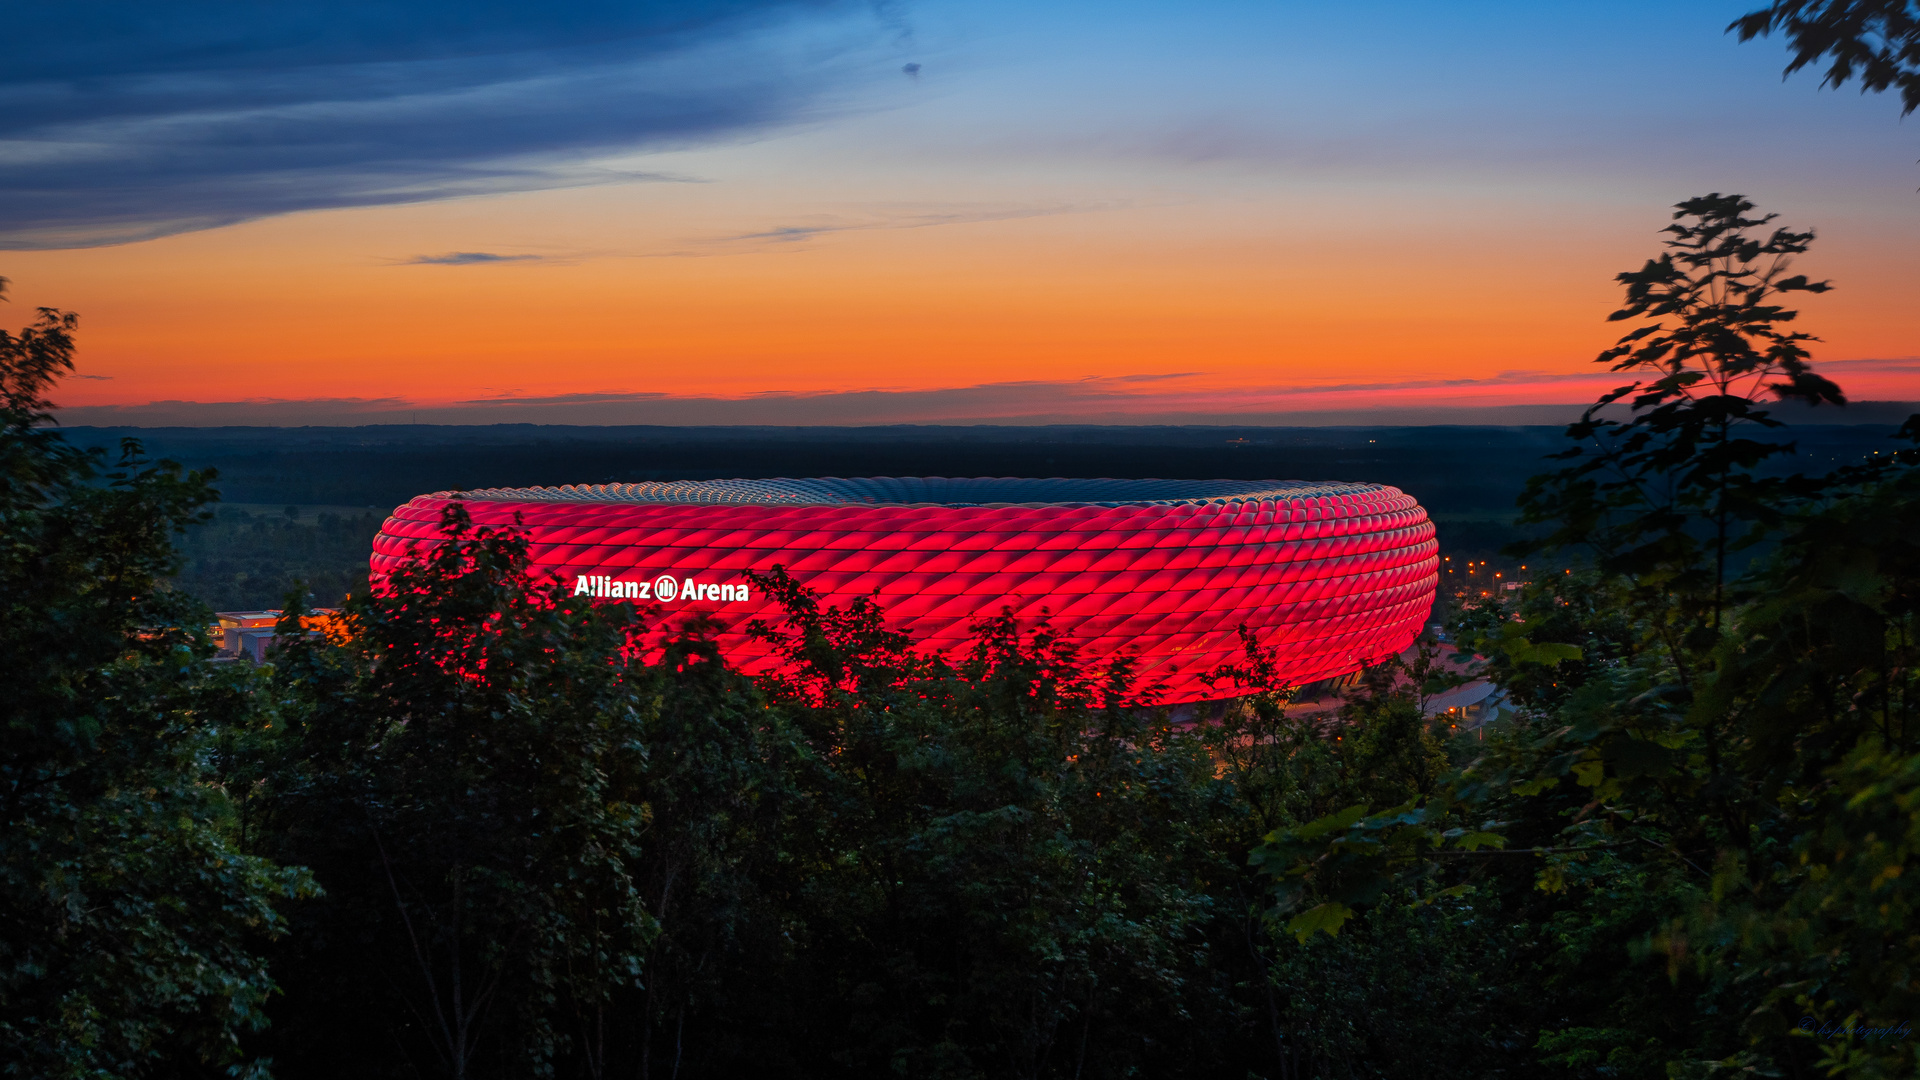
[4,0,1916,425]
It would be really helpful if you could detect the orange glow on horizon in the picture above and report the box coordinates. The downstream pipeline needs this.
[8,177,1918,419]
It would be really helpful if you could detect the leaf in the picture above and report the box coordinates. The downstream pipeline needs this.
[1571,760,1606,788]
[1525,642,1585,664]
[1495,622,1583,666]
[1411,883,1475,908]
[1291,802,1370,842]
[1456,831,1507,852]
[1536,864,1570,894]
[1284,901,1356,943]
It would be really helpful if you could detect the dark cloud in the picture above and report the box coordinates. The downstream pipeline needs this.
[0,1,885,249]
[57,397,415,426]
[405,252,547,266]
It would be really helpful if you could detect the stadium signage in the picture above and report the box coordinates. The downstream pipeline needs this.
[572,573,752,604]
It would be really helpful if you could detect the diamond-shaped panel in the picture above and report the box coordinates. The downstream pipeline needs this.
[372,477,1439,702]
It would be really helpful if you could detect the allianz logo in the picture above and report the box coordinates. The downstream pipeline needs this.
[571,573,753,604]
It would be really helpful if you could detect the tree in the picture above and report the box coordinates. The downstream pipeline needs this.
[1517,192,1839,670]
[256,506,654,1080]
[612,624,808,1080]
[736,570,1238,1079]
[1204,633,1515,1079]
[0,278,311,1078]
[1733,1,1920,116]
[1241,195,1920,1076]
[1657,420,1920,1079]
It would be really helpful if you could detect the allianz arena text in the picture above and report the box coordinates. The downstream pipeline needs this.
[371,477,1440,703]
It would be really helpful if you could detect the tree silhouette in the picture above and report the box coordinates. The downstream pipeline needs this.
[1734,0,1920,115]
[1518,193,1838,667]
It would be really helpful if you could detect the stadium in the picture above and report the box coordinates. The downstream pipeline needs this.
[371,477,1439,702]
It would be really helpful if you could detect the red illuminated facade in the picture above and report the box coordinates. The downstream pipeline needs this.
[371,477,1439,702]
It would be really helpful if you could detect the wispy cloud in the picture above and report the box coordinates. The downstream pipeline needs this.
[1274,369,1622,397]
[715,202,1120,248]
[404,252,547,266]
[1822,358,1920,374]
[461,391,671,406]
[730,225,844,244]
[0,1,896,249]
[376,203,1134,265]
[1083,372,1202,385]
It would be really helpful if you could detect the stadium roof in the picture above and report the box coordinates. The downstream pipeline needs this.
[449,477,1387,508]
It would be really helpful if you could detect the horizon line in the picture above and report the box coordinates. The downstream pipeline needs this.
[54,398,1920,432]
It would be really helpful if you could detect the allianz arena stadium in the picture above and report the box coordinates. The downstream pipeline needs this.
[371,477,1439,703]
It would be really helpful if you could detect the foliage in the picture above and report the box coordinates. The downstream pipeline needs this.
[1734,0,1920,115]
[1205,630,1518,1077]
[608,623,805,1080]
[1516,193,1838,656]
[0,279,311,1078]
[236,541,1278,1078]
[1249,195,1920,1078]
[1476,198,1920,1077]
[1259,887,1518,1079]
[253,504,656,1080]
[737,569,1240,1078]
[226,530,1506,1078]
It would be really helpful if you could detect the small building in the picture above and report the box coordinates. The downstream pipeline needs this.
[212,610,339,662]
[1425,678,1502,730]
